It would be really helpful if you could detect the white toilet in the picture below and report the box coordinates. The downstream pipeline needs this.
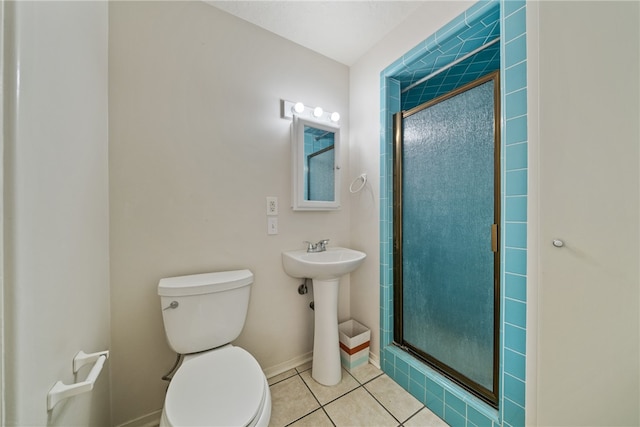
[158,269,271,427]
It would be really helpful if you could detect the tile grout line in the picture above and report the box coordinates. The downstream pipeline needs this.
[293,368,355,427]
[303,369,362,426]
[274,365,427,427]
[400,405,430,427]
[282,368,385,426]
[359,381,407,426]
[283,370,325,427]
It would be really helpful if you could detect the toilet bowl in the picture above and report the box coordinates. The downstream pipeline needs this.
[158,270,271,427]
[160,346,271,427]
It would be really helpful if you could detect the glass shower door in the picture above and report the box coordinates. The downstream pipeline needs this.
[393,72,500,405]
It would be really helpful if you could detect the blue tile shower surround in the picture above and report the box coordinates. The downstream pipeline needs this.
[401,39,500,110]
[379,1,528,426]
[402,42,500,110]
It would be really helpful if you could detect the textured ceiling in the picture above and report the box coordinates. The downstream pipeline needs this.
[204,1,423,66]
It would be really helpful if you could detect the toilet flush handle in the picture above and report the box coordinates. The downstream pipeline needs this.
[163,301,179,310]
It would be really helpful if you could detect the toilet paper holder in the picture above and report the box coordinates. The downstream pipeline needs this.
[47,350,109,411]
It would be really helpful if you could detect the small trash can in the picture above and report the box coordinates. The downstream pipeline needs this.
[338,319,370,371]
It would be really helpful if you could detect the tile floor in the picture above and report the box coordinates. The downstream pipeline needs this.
[267,362,449,427]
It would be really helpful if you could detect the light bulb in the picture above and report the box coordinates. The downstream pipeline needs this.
[330,112,340,122]
[313,107,323,118]
[293,102,305,114]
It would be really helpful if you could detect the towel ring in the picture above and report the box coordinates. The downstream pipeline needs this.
[349,173,367,193]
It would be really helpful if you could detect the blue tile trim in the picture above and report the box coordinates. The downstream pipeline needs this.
[506,143,527,171]
[505,299,527,328]
[386,1,500,89]
[505,273,527,302]
[505,196,527,222]
[505,115,528,145]
[380,2,528,426]
[504,349,526,381]
[503,6,526,42]
[504,324,526,355]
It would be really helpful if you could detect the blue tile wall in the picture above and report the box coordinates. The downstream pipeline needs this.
[380,1,528,426]
[401,43,500,110]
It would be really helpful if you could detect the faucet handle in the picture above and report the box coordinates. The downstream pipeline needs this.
[318,239,330,250]
[303,241,317,252]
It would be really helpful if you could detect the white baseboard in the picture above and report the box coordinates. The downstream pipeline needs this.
[115,409,162,427]
[263,350,380,379]
[368,351,380,369]
[263,351,313,379]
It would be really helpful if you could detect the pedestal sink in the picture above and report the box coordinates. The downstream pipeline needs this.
[282,247,366,386]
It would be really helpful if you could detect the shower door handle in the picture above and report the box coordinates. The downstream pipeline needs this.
[491,224,498,252]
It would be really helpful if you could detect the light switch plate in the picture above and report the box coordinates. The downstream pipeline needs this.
[267,217,278,235]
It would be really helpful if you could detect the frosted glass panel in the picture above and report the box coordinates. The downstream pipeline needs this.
[401,79,496,390]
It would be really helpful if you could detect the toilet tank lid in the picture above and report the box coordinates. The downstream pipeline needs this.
[158,270,253,297]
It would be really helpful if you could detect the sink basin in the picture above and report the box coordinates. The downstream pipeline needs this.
[282,247,366,280]
[282,246,366,386]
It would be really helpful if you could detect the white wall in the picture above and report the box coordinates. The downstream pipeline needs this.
[108,2,350,424]
[3,1,111,425]
[348,1,473,363]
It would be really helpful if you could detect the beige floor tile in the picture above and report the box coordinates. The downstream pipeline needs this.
[324,387,399,427]
[288,408,334,427]
[268,368,297,385]
[404,407,450,427]
[268,376,320,427]
[364,374,424,423]
[299,368,360,405]
[348,363,383,384]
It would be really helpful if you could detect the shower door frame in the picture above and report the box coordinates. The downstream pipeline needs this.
[392,71,501,406]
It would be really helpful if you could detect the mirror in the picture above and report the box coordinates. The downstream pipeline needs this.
[291,116,341,210]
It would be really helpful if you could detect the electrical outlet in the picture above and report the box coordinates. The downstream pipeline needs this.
[267,217,278,235]
[266,196,278,216]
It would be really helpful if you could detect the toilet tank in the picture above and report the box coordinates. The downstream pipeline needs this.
[158,270,253,354]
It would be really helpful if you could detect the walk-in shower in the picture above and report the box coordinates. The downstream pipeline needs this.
[393,71,501,405]
[380,2,530,425]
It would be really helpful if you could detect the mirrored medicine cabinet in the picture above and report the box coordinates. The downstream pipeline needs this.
[291,116,341,210]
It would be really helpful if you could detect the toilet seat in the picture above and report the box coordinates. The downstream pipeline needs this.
[163,346,267,427]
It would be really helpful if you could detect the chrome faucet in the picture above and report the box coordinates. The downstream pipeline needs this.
[317,239,329,251]
[304,239,330,253]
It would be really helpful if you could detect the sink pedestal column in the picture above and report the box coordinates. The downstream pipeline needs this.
[311,278,341,386]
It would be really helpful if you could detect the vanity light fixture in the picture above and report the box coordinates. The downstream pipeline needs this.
[294,102,305,114]
[281,99,340,124]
